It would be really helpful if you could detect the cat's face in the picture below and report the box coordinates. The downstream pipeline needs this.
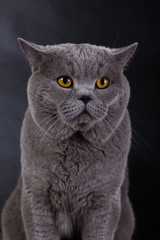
[19,39,137,144]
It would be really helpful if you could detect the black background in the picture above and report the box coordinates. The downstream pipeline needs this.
[0,0,159,239]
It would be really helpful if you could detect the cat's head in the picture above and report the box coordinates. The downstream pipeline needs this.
[18,38,137,144]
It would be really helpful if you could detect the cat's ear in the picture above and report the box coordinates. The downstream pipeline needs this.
[111,43,138,69]
[18,38,46,72]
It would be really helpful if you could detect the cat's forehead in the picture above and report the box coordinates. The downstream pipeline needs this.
[49,43,111,62]
[48,43,112,79]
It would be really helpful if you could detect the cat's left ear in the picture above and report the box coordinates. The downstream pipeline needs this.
[18,38,47,72]
[111,43,138,69]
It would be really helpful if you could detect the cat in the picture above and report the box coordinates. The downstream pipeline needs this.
[1,38,138,240]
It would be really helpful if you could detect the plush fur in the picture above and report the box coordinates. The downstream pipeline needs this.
[1,39,137,240]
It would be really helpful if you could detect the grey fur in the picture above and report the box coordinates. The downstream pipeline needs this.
[1,39,138,240]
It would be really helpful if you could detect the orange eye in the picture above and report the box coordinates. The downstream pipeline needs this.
[96,77,110,89]
[57,76,73,88]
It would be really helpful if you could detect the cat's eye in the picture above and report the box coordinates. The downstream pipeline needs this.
[57,76,73,88]
[96,77,110,89]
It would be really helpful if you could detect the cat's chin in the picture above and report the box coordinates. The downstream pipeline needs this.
[79,120,112,145]
[71,124,107,145]
[77,120,95,133]
[65,111,94,132]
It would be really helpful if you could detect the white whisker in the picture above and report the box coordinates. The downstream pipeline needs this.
[103,116,152,158]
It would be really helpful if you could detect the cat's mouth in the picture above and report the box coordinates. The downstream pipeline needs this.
[75,110,94,132]
[78,110,91,123]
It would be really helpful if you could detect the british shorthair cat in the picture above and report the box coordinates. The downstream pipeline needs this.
[1,38,137,240]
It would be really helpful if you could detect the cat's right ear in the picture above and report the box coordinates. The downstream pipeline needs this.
[17,38,46,72]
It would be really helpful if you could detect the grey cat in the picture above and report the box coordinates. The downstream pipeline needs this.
[1,38,138,240]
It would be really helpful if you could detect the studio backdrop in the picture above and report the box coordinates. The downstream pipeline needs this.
[0,1,159,240]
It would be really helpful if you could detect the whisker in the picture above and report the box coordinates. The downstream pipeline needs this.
[36,113,59,140]
[40,116,63,142]
[103,116,152,158]
[103,117,139,154]
[36,117,55,140]
[38,115,53,127]
[132,128,154,154]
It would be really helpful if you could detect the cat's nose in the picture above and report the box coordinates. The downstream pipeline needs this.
[79,95,91,104]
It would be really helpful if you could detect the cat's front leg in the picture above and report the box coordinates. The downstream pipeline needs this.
[114,170,135,240]
[82,197,121,240]
[21,178,59,240]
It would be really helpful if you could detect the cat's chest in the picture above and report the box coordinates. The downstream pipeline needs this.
[40,136,126,212]
[48,143,109,211]
[48,142,107,191]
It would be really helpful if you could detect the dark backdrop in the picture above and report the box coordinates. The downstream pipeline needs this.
[0,0,159,239]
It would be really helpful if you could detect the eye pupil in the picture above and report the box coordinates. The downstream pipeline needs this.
[63,77,68,84]
[101,78,105,85]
